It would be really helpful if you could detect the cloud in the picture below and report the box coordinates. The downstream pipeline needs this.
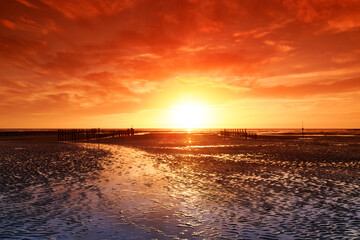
[249,77,360,98]
[255,66,360,87]
[282,0,360,32]
[331,53,358,64]
[16,0,39,9]
[1,19,16,29]
[39,0,135,19]
[0,0,360,127]
[327,14,360,32]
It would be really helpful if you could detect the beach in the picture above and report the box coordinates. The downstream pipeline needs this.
[1,131,360,239]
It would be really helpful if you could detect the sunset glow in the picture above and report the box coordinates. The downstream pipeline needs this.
[171,102,207,129]
[1,0,360,128]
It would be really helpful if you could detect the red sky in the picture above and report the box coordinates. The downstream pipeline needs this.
[1,0,360,128]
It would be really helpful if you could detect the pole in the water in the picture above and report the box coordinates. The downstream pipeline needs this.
[302,121,304,138]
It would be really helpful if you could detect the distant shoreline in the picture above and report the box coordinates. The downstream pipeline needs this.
[0,128,359,145]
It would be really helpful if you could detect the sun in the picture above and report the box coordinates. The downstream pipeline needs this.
[171,102,207,129]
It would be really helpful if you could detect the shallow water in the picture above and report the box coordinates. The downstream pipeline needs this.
[1,140,360,239]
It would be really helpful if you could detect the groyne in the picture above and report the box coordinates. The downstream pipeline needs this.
[0,130,56,136]
[220,129,257,139]
[57,128,134,142]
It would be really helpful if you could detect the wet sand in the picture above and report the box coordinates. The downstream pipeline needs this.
[1,133,360,239]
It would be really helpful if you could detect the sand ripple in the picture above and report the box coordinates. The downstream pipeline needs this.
[0,140,359,239]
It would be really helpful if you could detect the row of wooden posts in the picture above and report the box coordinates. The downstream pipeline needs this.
[0,131,56,136]
[57,128,134,142]
[220,129,257,139]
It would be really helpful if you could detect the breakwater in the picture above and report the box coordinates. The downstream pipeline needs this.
[220,129,257,139]
[0,130,56,136]
[57,128,134,142]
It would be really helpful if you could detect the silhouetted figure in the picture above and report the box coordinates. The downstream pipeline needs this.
[131,127,134,136]
[127,128,130,136]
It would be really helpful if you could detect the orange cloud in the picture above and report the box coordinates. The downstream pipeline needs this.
[1,19,16,29]
[0,0,360,127]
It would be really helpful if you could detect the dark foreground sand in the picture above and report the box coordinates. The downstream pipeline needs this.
[1,133,359,239]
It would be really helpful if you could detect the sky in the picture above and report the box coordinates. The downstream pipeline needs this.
[1,0,360,128]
